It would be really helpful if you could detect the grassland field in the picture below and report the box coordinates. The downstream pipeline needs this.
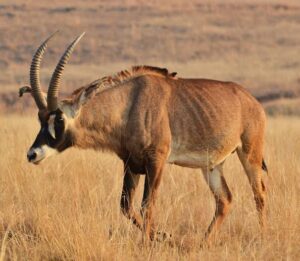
[0,115,299,260]
[0,0,300,260]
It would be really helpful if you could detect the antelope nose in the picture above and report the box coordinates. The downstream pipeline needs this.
[27,151,37,162]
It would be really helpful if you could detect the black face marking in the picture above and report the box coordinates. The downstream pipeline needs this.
[31,109,67,150]
[53,110,65,141]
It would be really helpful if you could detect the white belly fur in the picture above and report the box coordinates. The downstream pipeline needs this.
[167,150,213,168]
[167,150,211,168]
[167,142,239,169]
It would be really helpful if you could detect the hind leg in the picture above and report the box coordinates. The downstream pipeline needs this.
[202,163,232,242]
[237,147,266,228]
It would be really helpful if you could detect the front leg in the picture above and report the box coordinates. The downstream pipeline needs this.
[141,151,168,241]
[120,166,144,231]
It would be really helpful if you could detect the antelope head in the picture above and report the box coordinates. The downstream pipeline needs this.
[20,32,85,164]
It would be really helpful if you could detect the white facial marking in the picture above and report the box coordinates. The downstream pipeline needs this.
[48,115,56,139]
[27,145,57,164]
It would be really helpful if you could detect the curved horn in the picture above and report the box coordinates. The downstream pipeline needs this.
[47,32,85,111]
[30,31,58,110]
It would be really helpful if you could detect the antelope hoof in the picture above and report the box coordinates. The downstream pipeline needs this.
[200,239,211,249]
[155,231,172,242]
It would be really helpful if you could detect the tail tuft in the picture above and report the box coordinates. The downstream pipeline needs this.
[262,159,268,174]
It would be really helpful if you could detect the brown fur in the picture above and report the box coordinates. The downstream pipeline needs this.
[68,65,177,107]
[32,65,268,242]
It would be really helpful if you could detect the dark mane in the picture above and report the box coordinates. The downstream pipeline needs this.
[131,65,177,78]
[70,65,177,104]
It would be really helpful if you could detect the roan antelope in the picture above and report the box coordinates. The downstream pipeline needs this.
[20,33,268,243]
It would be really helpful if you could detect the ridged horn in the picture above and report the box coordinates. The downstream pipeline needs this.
[47,32,85,111]
[30,31,58,110]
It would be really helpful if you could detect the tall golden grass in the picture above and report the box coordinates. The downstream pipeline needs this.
[0,115,299,260]
[1,0,300,259]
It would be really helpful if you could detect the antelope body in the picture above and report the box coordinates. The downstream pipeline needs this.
[20,33,268,242]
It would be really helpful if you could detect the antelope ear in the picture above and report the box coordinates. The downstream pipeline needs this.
[19,86,32,97]
[58,99,77,118]
[78,80,101,107]
[19,86,47,100]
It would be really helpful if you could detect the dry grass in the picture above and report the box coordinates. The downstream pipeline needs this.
[1,0,300,114]
[0,115,299,260]
[1,0,300,259]
[1,0,300,97]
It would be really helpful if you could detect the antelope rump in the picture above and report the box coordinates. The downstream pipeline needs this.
[20,33,268,242]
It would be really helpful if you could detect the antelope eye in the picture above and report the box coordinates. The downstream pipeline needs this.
[55,116,64,123]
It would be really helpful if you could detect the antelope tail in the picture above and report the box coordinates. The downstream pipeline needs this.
[262,158,268,174]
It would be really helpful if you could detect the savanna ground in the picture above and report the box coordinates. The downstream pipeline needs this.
[1,114,300,260]
[0,0,300,260]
